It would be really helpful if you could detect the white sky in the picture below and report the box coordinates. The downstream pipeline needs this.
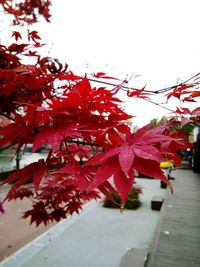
[3,0,200,126]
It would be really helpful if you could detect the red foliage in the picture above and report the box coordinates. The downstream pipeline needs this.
[0,1,197,225]
[5,177,100,226]
[166,83,200,103]
[127,86,151,99]
[1,0,51,24]
[174,107,200,126]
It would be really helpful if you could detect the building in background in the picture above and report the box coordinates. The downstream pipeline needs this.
[191,126,200,173]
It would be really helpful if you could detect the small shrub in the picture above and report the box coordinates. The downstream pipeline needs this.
[103,186,142,210]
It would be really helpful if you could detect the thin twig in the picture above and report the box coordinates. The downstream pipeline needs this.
[88,72,200,94]
[0,112,15,122]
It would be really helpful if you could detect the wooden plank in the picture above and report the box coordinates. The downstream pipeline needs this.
[119,248,148,267]
[147,169,200,267]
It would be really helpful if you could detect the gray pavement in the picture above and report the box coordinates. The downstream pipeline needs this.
[0,178,166,267]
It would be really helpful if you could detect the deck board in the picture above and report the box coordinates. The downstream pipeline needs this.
[147,169,200,267]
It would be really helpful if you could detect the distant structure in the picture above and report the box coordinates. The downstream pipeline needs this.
[190,126,200,173]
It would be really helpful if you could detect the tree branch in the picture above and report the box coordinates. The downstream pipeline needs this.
[88,72,200,95]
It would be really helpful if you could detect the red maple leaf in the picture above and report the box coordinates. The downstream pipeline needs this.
[0,123,33,151]
[11,31,22,41]
[91,72,119,80]
[1,160,47,193]
[85,124,183,204]
[175,107,191,115]
[166,84,195,101]
[27,30,41,43]
[33,125,81,152]
[192,107,200,116]
[183,90,200,101]
[127,86,152,99]
[8,43,29,53]
[58,162,94,192]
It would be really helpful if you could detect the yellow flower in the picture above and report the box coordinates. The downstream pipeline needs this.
[160,161,172,169]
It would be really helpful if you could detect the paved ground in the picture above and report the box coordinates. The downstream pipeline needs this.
[0,152,55,261]
[0,185,55,261]
[147,168,200,267]
[0,178,166,267]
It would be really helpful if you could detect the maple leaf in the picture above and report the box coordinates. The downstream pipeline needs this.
[75,76,92,98]
[67,200,82,215]
[26,50,39,57]
[59,71,81,81]
[33,125,81,152]
[183,90,200,101]
[67,144,91,160]
[0,123,33,151]
[81,190,100,201]
[192,107,200,116]
[86,124,182,202]
[175,107,191,115]
[50,92,82,110]
[11,31,22,41]
[58,163,94,192]
[179,117,192,127]
[89,158,117,189]
[97,181,118,204]
[87,156,134,204]
[6,187,33,201]
[113,166,134,205]
[191,90,200,98]
[92,72,106,78]
[127,86,151,99]
[166,84,195,101]
[8,43,29,53]
[1,160,47,193]
[118,145,135,177]
[22,201,49,226]
[91,72,119,80]
[27,30,41,43]
[133,157,168,184]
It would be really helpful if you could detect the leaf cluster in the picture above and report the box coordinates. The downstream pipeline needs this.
[0,0,198,225]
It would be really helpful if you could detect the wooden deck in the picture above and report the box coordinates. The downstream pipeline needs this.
[147,167,200,267]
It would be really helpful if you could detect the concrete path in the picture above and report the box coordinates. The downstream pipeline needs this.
[0,185,55,261]
[0,152,54,261]
[0,178,166,267]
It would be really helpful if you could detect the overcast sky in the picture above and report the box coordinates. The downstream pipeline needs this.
[46,0,200,82]
[6,0,200,126]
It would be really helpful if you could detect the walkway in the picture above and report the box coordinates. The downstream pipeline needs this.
[1,167,200,267]
[0,178,165,267]
[147,167,200,267]
[0,185,55,261]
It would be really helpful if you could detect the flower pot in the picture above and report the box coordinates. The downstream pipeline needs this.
[160,180,167,189]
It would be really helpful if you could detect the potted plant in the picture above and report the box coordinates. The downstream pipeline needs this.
[103,186,142,210]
